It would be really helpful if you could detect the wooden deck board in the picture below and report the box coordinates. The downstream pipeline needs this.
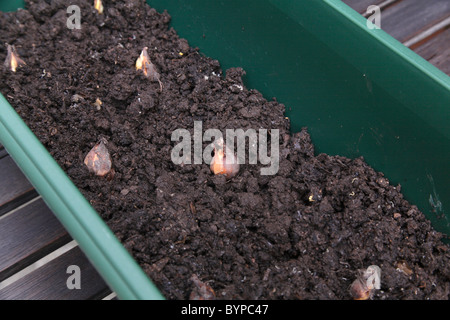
[380,0,450,43]
[413,27,450,75]
[0,148,111,299]
[342,0,450,75]
[0,156,38,217]
[0,198,71,282]
[0,246,111,300]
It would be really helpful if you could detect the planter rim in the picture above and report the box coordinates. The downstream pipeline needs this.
[0,94,164,300]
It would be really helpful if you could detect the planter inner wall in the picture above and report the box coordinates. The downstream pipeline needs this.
[148,0,450,235]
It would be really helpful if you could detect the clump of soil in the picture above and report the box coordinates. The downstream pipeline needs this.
[1,0,449,299]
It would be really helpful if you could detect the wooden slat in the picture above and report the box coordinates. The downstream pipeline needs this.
[342,0,450,75]
[404,16,450,47]
[0,156,38,216]
[0,198,71,282]
[413,27,450,75]
[0,246,111,300]
[380,0,450,43]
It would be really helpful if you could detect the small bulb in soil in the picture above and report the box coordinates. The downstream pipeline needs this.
[349,265,381,300]
[349,278,371,300]
[4,44,26,72]
[93,98,102,110]
[189,274,215,300]
[136,47,163,91]
[210,138,240,179]
[308,187,322,202]
[395,260,413,276]
[94,0,104,14]
[84,139,112,177]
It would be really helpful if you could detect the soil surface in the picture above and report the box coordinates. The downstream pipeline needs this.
[1,0,449,299]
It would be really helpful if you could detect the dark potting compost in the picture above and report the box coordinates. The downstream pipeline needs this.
[1,0,449,300]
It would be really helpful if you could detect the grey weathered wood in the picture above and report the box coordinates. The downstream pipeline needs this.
[414,27,450,75]
[343,0,450,75]
[377,0,450,43]
[0,198,71,282]
[0,246,111,300]
[0,156,38,216]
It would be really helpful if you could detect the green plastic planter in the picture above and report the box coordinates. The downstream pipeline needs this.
[1,0,449,299]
